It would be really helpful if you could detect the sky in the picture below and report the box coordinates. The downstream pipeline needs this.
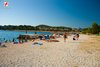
[0,0,100,28]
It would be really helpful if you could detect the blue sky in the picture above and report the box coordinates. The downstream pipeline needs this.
[0,0,100,28]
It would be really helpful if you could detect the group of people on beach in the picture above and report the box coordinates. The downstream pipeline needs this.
[0,31,80,46]
[38,32,80,42]
[63,32,80,42]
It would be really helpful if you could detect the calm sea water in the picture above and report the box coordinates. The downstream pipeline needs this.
[0,30,51,42]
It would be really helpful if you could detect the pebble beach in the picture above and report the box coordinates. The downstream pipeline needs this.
[0,34,100,67]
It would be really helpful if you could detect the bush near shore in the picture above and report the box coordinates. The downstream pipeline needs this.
[82,22,100,34]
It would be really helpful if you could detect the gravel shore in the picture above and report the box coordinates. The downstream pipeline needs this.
[0,34,100,67]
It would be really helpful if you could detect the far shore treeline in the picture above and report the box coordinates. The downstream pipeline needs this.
[0,24,75,32]
[0,22,100,34]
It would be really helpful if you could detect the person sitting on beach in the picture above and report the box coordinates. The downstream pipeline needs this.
[46,35,50,40]
[73,36,76,40]
[58,32,60,37]
[44,35,50,42]
[39,35,43,40]
[53,33,56,38]
[63,32,67,42]
[56,32,60,38]
[0,42,7,47]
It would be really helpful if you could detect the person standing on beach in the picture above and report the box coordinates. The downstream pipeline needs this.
[63,32,67,42]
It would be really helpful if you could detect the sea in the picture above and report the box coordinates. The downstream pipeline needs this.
[0,30,51,42]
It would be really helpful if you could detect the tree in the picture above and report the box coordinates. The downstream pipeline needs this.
[82,22,100,34]
[91,22,99,34]
[87,27,92,33]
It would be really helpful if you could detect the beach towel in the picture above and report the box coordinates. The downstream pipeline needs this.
[38,42,43,45]
[32,42,43,46]
[49,40,59,42]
